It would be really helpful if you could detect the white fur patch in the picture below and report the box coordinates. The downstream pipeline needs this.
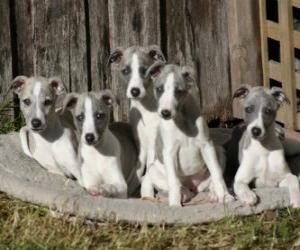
[33,82,42,119]
[127,53,145,98]
[82,97,96,141]
[158,73,177,116]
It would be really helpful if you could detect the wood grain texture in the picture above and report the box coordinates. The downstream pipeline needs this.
[14,0,88,92]
[226,0,262,118]
[0,0,12,104]
[88,0,110,91]
[165,0,231,120]
[108,0,161,121]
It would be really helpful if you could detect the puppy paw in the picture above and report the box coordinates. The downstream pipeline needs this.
[180,186,195,203]
[87,189,101,196]
[208,192,218,203]
[290,196,300,208]
[220,193,235,203]
[238,190,257,206]
[169,193,182,207]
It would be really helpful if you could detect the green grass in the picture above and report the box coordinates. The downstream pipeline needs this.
[0,192,300,249]
[1,101,300,249]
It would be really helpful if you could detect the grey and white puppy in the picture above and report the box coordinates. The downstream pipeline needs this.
[63,90,139,198]
[141,63,234,206]
[233,85,300,207]
[108,45,166,180]
[11,76,82,181]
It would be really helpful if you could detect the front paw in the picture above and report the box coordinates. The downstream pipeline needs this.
[290,195,300,208]
[238,190,257,206]
[87,189,101,196]
[213,193,235,203]
[169,192,182,207]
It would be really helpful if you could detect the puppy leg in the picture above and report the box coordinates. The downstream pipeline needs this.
[136,147,147,181]
[234,154,257,205]
[81,165,101,196]
[196,117,233,203]
[163,143,182,206]
[19,127,32,157]
[280,173,300,208]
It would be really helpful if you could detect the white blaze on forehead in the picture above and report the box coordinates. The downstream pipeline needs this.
[34,82,42,118]
[83,97,96,135]
[247,108,265,136]
[127,53,145,98]
[159,73,176,111]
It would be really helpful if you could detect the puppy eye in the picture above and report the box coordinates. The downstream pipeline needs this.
[44,99,53,106]
[245,106,254,113]
[23,98,31,106]
[264,108,273,115]
[156,86,164,94]
[95,113,105,119]
[76,114,84,122]
[175,88,185,97]
[139,66,147,76]
[121,66,131,76]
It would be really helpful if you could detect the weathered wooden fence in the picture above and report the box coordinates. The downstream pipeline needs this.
[0,0,262,122]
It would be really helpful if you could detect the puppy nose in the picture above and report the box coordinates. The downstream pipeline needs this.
[85,133,95,144]
[130,88,140,97]
[31,118,42,128]
[251,127,262,138]
[161,109,172,119]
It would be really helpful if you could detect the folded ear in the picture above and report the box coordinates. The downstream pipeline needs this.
[49,77,67,96]
[107,48,123,65]
[10,76,28,94]
[62,93,79,112]
[99,89,119,106]
[270,87,290,105]
[181,66,196,88]
[146,61,165,79]
[233,85,251,99]
[146,45,166,62]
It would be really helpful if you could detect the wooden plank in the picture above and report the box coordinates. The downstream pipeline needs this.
[0,0,12,104]
[259,0,270,88]
[108,0,161,121]
[226,0,263,119]
[279,0,297,129]
[0,0,14,122]
[88,0,110,91]
[15,0,88,92]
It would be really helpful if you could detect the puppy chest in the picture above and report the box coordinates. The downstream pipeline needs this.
[177,146,205,175]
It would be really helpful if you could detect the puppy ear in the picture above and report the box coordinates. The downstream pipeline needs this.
[270,87,290,105]
[147,45,166,62]
[100,89,119,106]
[181,66,196,88]
[10,76,28,94]
[107,48,123,65]
[146,61,165,79]
[233,85,251,99]
[49,77,67,96]
[62,93,78,112]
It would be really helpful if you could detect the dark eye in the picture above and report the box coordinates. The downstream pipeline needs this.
[139,67,147,76]
[23,98,31,106]
[121,66,131,76]
[156,86,164,94]
[245,106,254,113]
[264,108,273,115]
[175,88,185,97]
[76,114,84,122]
[44,99,53,106]
[95,113,105,120]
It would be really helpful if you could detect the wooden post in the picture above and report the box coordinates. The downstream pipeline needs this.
[278,0,297,129]
[227,0,263,118]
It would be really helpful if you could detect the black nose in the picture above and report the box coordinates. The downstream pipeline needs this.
[131,88,140,97]
[161,109,172,119]
[85,133,95,144]
[251,127,262,138]
[31,118,42,129]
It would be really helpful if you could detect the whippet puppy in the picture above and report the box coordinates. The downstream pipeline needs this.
[11,76,82,181]
[108,45,166,179]
[63,90,139,198]
[11,76,81,183]
[233,85,300,207]
[141,63,234,206]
